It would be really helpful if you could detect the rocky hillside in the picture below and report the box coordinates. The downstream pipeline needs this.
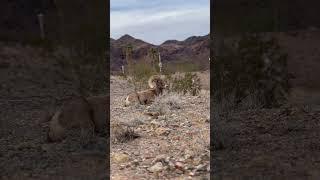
[110,34,210,73]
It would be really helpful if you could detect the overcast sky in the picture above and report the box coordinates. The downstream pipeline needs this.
[110,0,210,45]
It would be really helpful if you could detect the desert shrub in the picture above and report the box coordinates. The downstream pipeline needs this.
[171,72,201,96]
[212,34,290,109]
[111,122,139,144]
[146,92,183,116]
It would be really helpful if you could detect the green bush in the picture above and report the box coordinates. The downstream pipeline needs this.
[171,72,201,96]
[212,34,290,108]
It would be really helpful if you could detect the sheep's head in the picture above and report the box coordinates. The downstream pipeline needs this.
[148,75,168,94]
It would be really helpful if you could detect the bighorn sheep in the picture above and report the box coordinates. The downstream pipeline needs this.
[47,95,107,142]
[124,75,167,106]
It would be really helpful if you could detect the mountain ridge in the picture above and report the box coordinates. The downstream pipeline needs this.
[110,34,210,73]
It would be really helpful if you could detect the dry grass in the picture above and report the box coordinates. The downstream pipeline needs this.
[146,92,184,116]
[111,121,139,144]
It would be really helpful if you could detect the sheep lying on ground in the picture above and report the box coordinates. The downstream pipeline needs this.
[47,95,107,142]
[124,75,167,106]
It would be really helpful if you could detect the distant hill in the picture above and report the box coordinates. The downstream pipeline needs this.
[110,34,210,72]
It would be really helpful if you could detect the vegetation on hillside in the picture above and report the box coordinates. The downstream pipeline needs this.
[212,34,290,109]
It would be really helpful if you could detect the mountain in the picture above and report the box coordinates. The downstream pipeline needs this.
[110,34,210,73]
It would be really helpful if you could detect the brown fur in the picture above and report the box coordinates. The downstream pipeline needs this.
[124,75,167,106]
[47,95,108,142]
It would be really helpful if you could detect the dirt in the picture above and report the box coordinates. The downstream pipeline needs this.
[0,43,108,180]
[110,74,210,179]
[212,104,320,179]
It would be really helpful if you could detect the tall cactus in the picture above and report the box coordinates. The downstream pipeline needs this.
[149,48,157,71]
[38,13,45,39]
[158,52,162,74]
[122,44,133,76]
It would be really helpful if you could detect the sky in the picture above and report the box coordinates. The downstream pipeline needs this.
[110,0,210,45]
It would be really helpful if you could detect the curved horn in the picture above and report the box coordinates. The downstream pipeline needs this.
[148,75,157,88]
[148,75,166,89]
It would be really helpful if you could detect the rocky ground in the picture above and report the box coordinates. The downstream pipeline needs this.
[110,74,210,179]
[0,43,108,180]
[212,92,320,179]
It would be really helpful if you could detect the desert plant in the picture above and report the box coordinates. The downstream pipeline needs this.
[171,72,201,96]
[111,122,139,143]
[145,92,183,117]
[148,48,158,71]
[212,34,290,109]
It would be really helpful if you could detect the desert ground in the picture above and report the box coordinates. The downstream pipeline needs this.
[212,102,320,179]
[110,71,210,179]
[0,44,108,179]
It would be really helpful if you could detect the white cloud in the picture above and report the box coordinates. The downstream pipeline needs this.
[110,0,210,45]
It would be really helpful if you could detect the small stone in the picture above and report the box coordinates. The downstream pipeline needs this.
[184,153,192,160]
[195,164,206,171]
[175,169,184,174]
[184,165,192,171]
[152,154,166,164]
[148,162,164,173]
[132,159,139,166]
[168,161,175,169]
[112,153,129,164]
[205,115,210,123]
[155,127,170,136]
[189,172,195,176]
[175,161,184,170]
